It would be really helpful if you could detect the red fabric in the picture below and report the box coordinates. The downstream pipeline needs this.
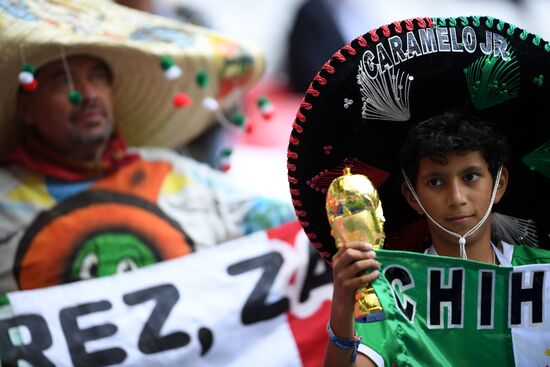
[2,133,140,181]
[288,300,331,367]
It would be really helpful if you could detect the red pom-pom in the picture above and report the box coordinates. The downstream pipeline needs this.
[21,79,38,92]
[219,162,231,172]
[172,93,192,108]
[245,122,254,134]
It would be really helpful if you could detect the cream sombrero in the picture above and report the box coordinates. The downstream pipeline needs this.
[0,0,264,155]
[288,16,550,262]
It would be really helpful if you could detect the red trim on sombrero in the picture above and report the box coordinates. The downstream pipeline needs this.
[300,100,313,110]
[306,158,390,194]
[306,85,320,97]
[341,44,357,56]
[286,17,455,260]
[332,50,346,63]
[356,36,368,47]
[2,132,139,181]
[321,62,335,74]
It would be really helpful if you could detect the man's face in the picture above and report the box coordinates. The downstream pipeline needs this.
[18,55,114,158]
[410,151,506,246]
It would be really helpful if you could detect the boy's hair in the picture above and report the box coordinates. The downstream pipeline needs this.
[400,112,510,184]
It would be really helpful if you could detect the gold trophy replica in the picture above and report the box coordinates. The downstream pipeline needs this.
[326,167,386,322]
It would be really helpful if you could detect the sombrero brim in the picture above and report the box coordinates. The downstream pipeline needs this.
[288,16,550,262]
[0,0,264,155]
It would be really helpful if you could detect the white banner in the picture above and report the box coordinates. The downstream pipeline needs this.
[0,222,333,367]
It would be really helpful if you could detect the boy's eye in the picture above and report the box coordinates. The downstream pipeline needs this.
[463,173,479,182]
[427,178,442,187]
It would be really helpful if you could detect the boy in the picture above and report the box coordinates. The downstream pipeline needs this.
[286,15,549,367]
[324,112,545,367]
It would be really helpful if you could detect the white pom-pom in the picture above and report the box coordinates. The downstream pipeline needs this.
[19,71,34,85]
[202,97,219,111]
[164,65,182,80]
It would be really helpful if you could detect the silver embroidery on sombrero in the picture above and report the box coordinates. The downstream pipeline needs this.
[491,212,539,247]
[464,51,520,110]
[358,52,413,121]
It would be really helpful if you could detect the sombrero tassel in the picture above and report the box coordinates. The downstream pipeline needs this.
[59,47,82,105]
[160,55,182,80]
[196,70,210,88]
[202,96,219,111]
[172,92,193,108]
[218,146,233,172]
[202,96,248,134]
[257,96,275,120]
[68,90,83,105]
[19,63,38,92]
[231,112,247,129]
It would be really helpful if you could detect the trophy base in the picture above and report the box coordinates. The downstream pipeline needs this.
[355,310,385,323]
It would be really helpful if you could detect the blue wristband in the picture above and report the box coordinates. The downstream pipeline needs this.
[326,321,363,363]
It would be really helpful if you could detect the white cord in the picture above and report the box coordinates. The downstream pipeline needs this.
[59,46,76,93]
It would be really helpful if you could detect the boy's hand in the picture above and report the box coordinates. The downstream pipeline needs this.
[331,242,381,308]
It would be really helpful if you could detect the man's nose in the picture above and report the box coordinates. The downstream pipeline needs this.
[74,78,98,100]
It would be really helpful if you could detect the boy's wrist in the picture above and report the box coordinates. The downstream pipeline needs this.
[327,320,362,363]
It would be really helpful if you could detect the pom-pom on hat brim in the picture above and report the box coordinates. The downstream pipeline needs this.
[0,0,265,155]
[288,16,550,263]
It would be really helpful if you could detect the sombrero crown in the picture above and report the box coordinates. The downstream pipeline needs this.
[288,16,550,262]
[0,0,264,155]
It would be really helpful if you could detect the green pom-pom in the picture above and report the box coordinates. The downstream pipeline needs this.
[160,55,175,71]
[22,63,36,74]
[220,147,233,157]
[232,113,246,127]
[196,70,210,88]
[257,96,269,107]
[68,90,83,105]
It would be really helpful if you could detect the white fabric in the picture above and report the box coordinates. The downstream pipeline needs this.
[424,241,514,266]
[358,343,385,367]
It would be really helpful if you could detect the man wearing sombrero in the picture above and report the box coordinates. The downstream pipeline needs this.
[287,15,550,366]
[0,0,294,293]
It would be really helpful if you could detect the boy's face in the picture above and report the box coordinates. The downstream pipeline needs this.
[404,151,507,246]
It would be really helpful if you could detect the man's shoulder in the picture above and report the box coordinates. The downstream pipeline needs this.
[511,244,550,266]
[131,147,201,167]
[0,164,37,192]
[130,147,225,178]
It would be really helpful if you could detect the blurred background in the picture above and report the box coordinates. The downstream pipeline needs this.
[119,0,550,202]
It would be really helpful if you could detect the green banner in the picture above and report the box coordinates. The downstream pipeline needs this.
[358,248,550,366]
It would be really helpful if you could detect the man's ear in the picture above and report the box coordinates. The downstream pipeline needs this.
[401,182,424,215]
[494,166,509,204]
[17,93,34,126]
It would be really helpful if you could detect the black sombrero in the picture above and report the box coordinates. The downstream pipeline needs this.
[287,16,550,262]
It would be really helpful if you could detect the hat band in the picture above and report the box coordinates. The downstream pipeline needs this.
[401,166,504,259]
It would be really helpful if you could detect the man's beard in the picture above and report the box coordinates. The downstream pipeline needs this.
[68,122,114,146]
